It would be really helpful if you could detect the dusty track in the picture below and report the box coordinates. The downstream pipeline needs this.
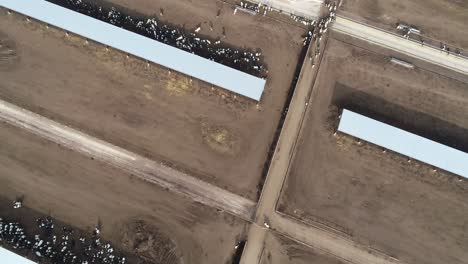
[333,16,468,76]
[240,30,321,264]
[1,2,465,263]
[0,99,256,221]
[241,29,403,264]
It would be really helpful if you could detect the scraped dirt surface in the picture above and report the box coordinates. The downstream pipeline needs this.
[0,122,248,264]
[0,0,306,200]
[278,32,468,264]
[120,219,182,264]
[339,0,468,50]
[0,198,136,264]
[260,232,346,264]
[0,32,18,69]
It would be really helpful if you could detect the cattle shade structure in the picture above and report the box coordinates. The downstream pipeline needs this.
[0,247,36,264]
[338,109,468,179]
[0,0,266,101]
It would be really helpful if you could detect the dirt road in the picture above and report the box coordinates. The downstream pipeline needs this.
[0,5,306,200]
[240,33,319,264]
[338,0,468,51]
[241,26,403,264]
[2,1,466,263]
[333,16,468,75]
[0,99,256,221]
[0,125,249,264]
[261,232,348,264]
[279,30,468,264]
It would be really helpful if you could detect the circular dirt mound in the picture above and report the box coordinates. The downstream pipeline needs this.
[121,220,182,264]
[201,122,240,155]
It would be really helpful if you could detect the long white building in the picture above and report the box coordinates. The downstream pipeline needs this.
[338,109,468,179]
[0,0,266,101]
[0,247,36,264]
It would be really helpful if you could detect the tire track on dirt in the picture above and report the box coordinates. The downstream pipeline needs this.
[333,16,468,76]
[0,99,256,221]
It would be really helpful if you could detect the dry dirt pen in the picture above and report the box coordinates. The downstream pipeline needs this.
[0,122,249,264]
[0,197,133,264]
[260,232,347,264]
[0,2,307,200]
[277,32,468,264]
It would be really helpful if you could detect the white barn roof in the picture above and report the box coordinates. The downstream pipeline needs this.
[338,109,468,179]
[0,0,266,100]
[0,247,36,264]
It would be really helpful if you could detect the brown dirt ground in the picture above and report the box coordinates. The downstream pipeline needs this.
[0,122,249,264]
[0,197,143,264]
[278,32,468,264]
[339,0,468,50]
[260,232,346,264]
[0,0,306,200]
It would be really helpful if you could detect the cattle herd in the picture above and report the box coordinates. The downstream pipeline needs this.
[234,0,337,50]
[303,1,338,57]
[41,0,344,80]
[236,1,314,26]
[46,0,267,78]
[0,202,127,264]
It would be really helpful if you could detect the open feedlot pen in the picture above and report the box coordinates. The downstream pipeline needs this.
[0,99,256,221]
[0,0,266,101]
[338,109,468,179]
